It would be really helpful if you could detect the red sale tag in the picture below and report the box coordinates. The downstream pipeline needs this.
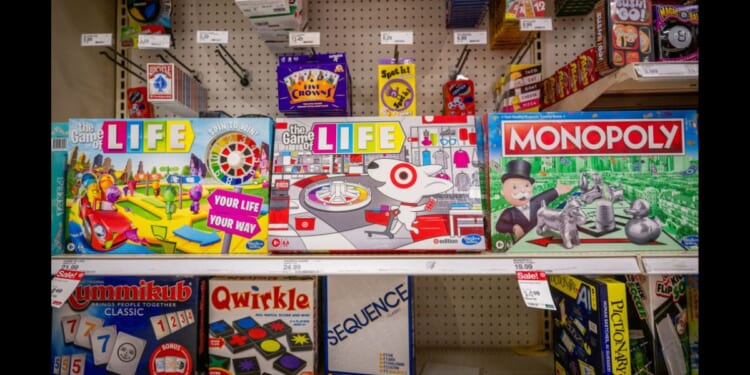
[516,271,555,310]
[51,269,85,308]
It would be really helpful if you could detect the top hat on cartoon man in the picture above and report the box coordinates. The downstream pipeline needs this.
[501,159,535,184]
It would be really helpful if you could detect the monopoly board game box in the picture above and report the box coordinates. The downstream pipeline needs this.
[268,116,486,253]
[323,275,415,375]
[550,274,631,375]
[50,276,207,375]
[482,110,698,253]
[65,118,273,254]
[207,277,317,375]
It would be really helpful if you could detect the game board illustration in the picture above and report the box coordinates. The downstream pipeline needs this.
[483,111,698,253]
[65,118,273,254]
[268,116,486,253]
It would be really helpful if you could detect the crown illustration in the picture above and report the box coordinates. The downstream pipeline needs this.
[285,69,339,104]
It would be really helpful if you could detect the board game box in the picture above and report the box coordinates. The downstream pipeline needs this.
[52,122,69,255]
[50,276,206,375]
[482,110,698,253]
[550,274,631,375]
[65,118,273,254]
[268,115,486,252]
[323,275,415,375]
[207,277,317,375]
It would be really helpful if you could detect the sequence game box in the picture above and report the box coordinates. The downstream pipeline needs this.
[207,277,317,375]
[65,118,273,254]
[50,276,206,375]
[482,110,698,253]
[323,275,415,375]
[550,275,631,375]
[268,116,486,253]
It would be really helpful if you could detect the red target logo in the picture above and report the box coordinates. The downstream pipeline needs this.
[389,163,417,189]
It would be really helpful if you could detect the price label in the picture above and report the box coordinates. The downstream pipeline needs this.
[281,260,319,274]
[138,34,171,49]
[52,269,85,308]
[81,33,113,47]
[453,30,487,45]
[516,271,555,310]
[520,18,553,31]
[236,0,289,16]
[513,258,535,270]
[634,63,699,78]
[289,32,321,47]
[381,31,414,45]
[197,30,229,44]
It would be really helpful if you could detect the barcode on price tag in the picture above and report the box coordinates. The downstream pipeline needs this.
[197,30,229,44]
[51,269,85,308]
[289,32,320,47]
[453,30,487,45]
[81,33,113,47]
[381,31,414,45]
[516,271,555,310]
[520,18,553,31]
[138,34,171,49]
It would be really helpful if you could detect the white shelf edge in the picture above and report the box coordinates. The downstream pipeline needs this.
[641,254,699,275]
[544,62,698,112]
[48,252,702,276]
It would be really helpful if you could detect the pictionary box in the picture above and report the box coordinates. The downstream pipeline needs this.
[268,115,486,253]
[65,118,273,254]
[50,276,207,375]
[482,110,698,253]
[207,277,317,375]
[52,122,69,255]
[550,274,631,375]
[323,275,415,375]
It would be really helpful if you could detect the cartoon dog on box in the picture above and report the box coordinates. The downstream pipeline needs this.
[367,159,453,235]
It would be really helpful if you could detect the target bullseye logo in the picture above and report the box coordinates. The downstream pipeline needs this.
[389,163,417,188]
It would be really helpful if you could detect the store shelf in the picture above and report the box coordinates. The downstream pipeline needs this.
[545,62,698,112]
[416,347,552,375]
[51,252,698,276]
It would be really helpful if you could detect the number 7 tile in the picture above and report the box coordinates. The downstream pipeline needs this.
[90,325,118,365]
[74,314,104,349]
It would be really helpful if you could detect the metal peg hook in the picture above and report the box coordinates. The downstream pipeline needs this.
[99,51,146,82]
[215,45,250,87]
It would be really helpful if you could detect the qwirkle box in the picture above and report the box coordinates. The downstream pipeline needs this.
[50,276,206,375]
[550,275,630,375]
[268,116,486,253]
[208,277,317,375]
[65,118,273,254]
[324,275,415,375]
[51,123,69,255]
[482,110,698,253]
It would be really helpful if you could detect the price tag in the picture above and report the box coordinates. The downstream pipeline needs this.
[520,18,553,31]
[289,32,321,47]
[634,63,699,78]
[453,30,487,45]
[51,269,85,308]
[380,31,414,45]
[513,258,535,270]
[281,260,319,274]
[516,271,555,310]
[197,30,229,44]
[236,0,289,16]
[81,33,113,47]
[138,34,171,49]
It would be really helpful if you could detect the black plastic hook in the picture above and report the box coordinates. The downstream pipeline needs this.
[215,44,250,87]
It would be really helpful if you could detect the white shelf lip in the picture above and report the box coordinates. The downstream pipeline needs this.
[641,254,699,274]
[544,62,698,112]
[51,252,696,276]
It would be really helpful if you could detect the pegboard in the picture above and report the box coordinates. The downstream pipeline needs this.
[127,0,534,118]
[541,4,596,77]
[414,276,543,348]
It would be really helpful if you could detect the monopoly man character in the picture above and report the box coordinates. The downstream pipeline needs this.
[496,159,574,240]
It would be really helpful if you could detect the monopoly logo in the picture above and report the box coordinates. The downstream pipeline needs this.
[68,280,193,310]
[211,285,310,311]
[102,120,195,153]
[311,121,405,154]
[502,120,684,156]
